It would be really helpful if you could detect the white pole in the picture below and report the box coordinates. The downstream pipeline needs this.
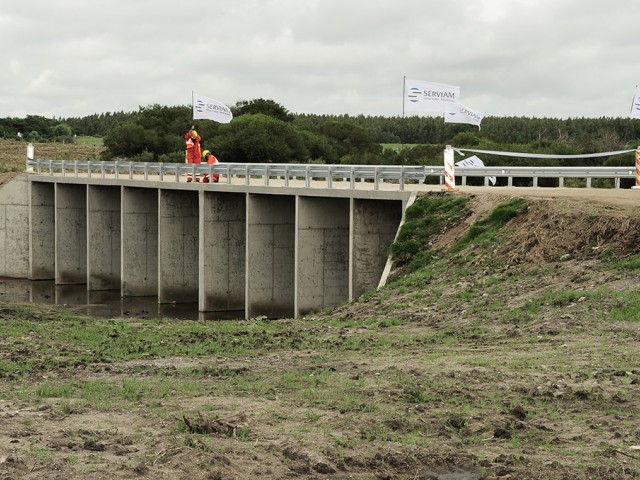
[633,147,640,190]
[444,145,455,190]
[26,143,34,172]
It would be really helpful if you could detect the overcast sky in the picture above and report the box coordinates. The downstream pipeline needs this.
[1,0,638,120]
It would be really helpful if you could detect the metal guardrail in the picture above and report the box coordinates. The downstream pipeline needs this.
[25,158,637,190]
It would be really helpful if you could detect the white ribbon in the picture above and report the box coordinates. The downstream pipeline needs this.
[454,148,635,159]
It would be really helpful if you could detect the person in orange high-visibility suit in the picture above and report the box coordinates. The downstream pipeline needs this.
[201,149,220,183]
[184,126,201,182]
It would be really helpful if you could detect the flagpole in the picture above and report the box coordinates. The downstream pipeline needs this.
[400,76,406,165]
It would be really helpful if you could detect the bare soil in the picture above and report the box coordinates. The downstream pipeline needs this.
[1,170,640,477]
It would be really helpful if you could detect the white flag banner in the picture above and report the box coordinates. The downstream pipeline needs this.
[404,78,460,114]
[455,155,496,185]
[193,93,233,123]
[631,86,640,119]
[445,102,484,128]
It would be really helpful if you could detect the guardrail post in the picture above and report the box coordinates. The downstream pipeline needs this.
[26,143,34,172]
[400,167,405,191]
[444,145,455,190]
[634,147,640,190]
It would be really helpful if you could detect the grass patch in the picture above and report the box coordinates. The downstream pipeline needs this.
[390,194,471,271]
[611,254,640,271]
[451,197,528,252]
[74,136,104,146]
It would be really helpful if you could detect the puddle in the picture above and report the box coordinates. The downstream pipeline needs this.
[0,278,243,321]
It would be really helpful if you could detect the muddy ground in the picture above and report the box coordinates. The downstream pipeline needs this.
[1,191,639,480]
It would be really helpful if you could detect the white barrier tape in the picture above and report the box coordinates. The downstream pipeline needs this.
[453,147,635,160]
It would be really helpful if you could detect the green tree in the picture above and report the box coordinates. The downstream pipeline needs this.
[25,131,42,142]
[103,122,148,158]
[215,114,307,163]
[318,121,381,161]
[233,99,294,122]
[52,123,74,143]
[299,130,339,163]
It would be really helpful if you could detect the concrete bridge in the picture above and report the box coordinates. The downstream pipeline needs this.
[0,173,412,318]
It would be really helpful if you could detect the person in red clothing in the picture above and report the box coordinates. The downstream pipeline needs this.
[201,149,220,183]
[185,126,201,182]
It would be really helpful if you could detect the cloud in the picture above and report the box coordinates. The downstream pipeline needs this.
[1,0,639,119]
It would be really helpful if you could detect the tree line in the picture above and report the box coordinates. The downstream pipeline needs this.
[2,99,640,168]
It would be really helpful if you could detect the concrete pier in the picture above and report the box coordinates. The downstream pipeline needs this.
[55,183,87,284]
[29,181,55,280]
[88,185,121,290]
[121,187,159,296]
[247,193,296,319]
[0,175,411,319]
[200,191,246,312]
[158,190,199,303]
[296,196,350,316]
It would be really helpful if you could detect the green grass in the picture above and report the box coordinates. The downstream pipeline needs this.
[74,136,104,146]
[451,197,528,252]
[390,194,471,270]
[611,254,640,270]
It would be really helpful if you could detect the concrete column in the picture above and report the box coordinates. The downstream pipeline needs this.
[296,196,350,316]
[351,198,403,300]
[87,185,121,290]
[247,194,295,319]
[29,181,55,279]
[200,191,246,312]
[158,190,199,303]
[55,183,87,284]
[121,187,158,296]
[0,175,30,278]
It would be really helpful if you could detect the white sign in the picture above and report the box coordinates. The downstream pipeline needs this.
[404,78,460,114]
[455,155,496,185]
[445,102,484,128]
[193,93,233,123]
[631,86,640,119]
